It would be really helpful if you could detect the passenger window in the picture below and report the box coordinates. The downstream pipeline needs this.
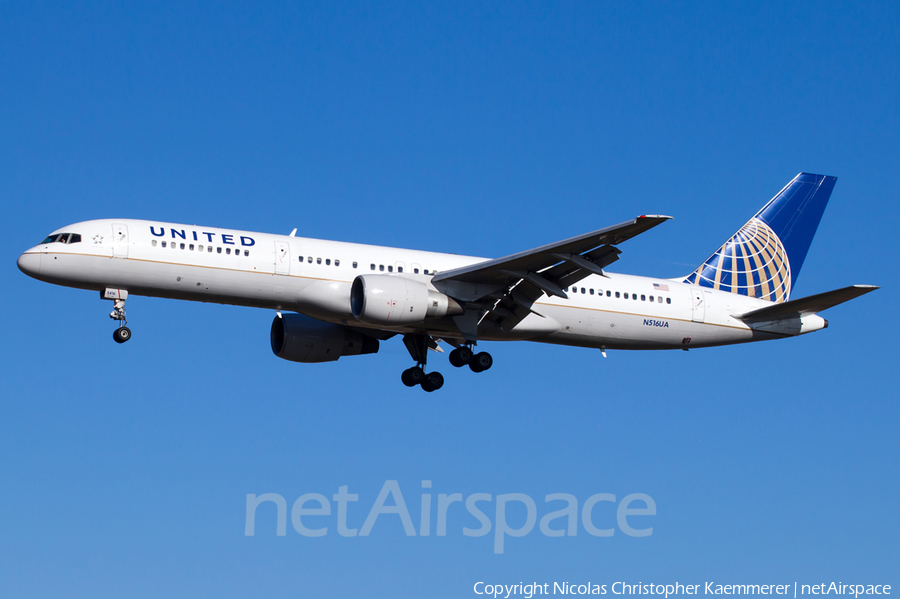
[226,248,231,254]
[666,297,671,304]
[180,243,185,249]
[649,296,654,302]
[398,266,403,273]
[371,264,375,270]
[189,244,194,250]
[308,257,312,263]
[658,296,662,303]
[623,293,628,299]
[244,250,249,256]
[317,258,321,264]
[198,245,203,251]
[580,287,585,294]
[388,265,393,272]
[299,256,304,262]
[352,261,358,269]
[641,295,646,301]
[335,259,340,267]
[379,265,385,272]
[152,240,158,247]
[634,294,638,300]
[326,259,331,266]
[615,291,620,298]
[207,246,213,253]
[414,268,419,274]
[217,247,222,254]
[607,291,611,297]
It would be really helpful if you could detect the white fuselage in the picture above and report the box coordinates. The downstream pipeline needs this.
[17,219,828,351]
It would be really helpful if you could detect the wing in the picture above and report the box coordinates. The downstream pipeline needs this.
[431,215,672,339]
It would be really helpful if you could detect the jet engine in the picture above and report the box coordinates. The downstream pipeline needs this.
[350,275,464,325]
[271,313,379,363]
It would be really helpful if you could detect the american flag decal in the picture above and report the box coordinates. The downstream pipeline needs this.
[653,283,669,291]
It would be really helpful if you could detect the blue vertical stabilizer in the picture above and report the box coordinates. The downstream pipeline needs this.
[683,173,836,302]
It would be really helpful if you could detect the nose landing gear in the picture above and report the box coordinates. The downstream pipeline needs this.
[103,289,132,344]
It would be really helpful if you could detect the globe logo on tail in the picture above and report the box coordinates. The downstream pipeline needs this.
[684,218,791,303]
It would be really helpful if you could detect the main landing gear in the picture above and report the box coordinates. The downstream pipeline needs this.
[401,334,493,392]
[448,346,493,373]
[401,334,444,392]
[401,366,444,392]
[103,288,132,344]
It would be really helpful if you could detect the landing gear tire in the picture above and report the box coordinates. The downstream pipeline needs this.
[421,371,444,392]
[401,366,425,387]
[468,352,493,373]
[113,327,132,344]
[449,347,473,368]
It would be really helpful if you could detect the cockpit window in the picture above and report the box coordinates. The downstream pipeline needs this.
[40,233,82,244]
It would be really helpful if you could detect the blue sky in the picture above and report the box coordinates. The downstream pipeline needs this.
[1,1,897,597]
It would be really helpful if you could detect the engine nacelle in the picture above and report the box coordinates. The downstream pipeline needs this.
[271,313,379,363]
[350,275,463,325]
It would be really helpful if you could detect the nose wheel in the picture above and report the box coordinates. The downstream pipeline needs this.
[113,326,132,344]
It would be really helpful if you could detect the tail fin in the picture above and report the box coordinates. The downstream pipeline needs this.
[683,173,836,303]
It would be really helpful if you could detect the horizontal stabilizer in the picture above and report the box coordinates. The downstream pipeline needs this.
[734,285,878,321]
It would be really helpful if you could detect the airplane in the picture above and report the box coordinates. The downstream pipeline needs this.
[17,172,877,392]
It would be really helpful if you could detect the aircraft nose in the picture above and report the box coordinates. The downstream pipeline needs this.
[17,252,41,277]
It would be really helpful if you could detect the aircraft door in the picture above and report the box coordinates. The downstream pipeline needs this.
[691,289,705,323]
[274,241,290,275]
[112,223,128,258]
